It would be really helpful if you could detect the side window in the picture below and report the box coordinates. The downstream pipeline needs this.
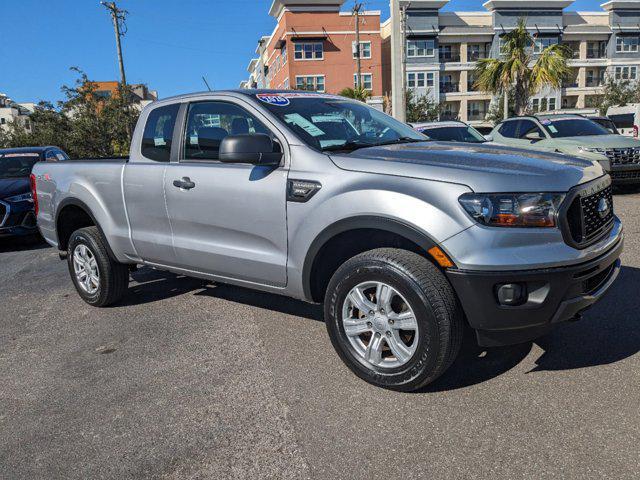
[183,101,273,161]
[141,103,180,162]
[44,150,58,162]
[498,121,518,138]
[517,120,544,140]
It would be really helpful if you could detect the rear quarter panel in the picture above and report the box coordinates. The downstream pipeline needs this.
[32,160,136,262]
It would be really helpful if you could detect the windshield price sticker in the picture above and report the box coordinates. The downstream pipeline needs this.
[256,94,291,106]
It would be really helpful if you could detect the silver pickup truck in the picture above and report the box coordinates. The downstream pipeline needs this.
[31,90,623,391]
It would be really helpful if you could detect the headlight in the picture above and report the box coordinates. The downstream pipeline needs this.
[459,193,565,228]
[578,146,606,154]
[5,193,33,203]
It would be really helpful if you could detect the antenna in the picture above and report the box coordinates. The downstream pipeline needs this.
[202,76,212,91]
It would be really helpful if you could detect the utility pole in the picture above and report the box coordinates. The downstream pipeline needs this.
[400,2,410,120]
[101,1,128,86]
[353,2,363,89]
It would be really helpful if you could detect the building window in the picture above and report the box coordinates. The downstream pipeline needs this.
[294,42,323,60]
[616,36,639,53]
[467,43,490,61]
[532,98,540,112]
[614,66,637,80]
[407,72,434,88]
[0,118,5,125]
[283,78,289,89]
[296,75,325,92]
[407,39,435,58]
[533,37,558,54]
[354,73,373,90]
[353,41,371,59]
[281,47,288,65]
[548,98,556,111]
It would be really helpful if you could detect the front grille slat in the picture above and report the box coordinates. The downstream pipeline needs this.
[565,179,614,248]
[605,147,640,165]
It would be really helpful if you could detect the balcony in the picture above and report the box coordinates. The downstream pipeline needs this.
[562,82,579,88]
[440,82,460,93]
[439,52,461,63]
[586,79,605,88]
[468,52,489,62]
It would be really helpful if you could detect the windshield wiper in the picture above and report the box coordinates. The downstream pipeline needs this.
[321,141,376,152]
[376,137,426,147]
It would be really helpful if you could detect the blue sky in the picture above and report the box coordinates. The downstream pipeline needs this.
[1,0,606,104]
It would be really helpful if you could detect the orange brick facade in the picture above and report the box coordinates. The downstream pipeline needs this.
[264,10,383,96]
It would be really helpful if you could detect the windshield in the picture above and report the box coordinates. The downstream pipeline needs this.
[0,154,40,178]
[541,118,611,138]
[254,93,426,152]
[418,125,486,143]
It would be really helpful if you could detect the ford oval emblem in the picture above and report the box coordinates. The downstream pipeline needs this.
[597,198,610,218]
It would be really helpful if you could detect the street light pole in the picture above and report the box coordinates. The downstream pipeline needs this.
[353,2,363,90]
[101,1,128,87]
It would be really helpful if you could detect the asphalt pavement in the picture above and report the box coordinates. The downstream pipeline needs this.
[1,191,639,479]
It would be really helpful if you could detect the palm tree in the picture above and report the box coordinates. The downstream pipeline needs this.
[474,18,571,116]
[339,85,372,102]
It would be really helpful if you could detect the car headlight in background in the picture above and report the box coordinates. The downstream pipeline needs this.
[5,193,33,203]
[459,193,565,228]
[578,146,607,154]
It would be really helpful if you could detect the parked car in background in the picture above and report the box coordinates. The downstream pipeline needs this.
[0,146,69,237]
[606,104,639,138]
[473,125,494,137]
[490,114,640,184]
[32,90,622,391]
[411,121,487,143]
[587,116,619,135]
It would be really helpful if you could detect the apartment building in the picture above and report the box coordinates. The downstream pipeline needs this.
[0,93,32,133]
[91,81,159,110]
[243,0,384,97]
[385,0,640,124]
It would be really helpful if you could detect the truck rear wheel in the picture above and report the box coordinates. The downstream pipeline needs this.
[324,248,463,391]
[67,226,129,307]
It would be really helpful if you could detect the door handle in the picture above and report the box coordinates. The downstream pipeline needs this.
[173,177,196,190]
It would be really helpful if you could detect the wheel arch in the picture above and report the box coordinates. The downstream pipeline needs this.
[55,198,117,261]
[302,216,440,303]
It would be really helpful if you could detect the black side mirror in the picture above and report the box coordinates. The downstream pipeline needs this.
[219,133,282,166]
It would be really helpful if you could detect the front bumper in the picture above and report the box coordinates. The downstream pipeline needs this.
[0,200,38,237]
[609,164,640,184]
[446,235,623,347]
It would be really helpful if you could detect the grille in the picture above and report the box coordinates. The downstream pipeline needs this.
[605,147,640,165]
[582,264,615,294]
[565,181,614,248]
[610,170,640,180]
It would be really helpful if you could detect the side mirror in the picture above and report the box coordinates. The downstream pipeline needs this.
[484,134,493,142]
[219,133,282,166]
[524,131,543,142]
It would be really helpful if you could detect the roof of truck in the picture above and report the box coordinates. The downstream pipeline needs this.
[0,146,58,155]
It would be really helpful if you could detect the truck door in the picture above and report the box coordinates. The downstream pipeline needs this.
[123,103,180,265]
[163,99,288,287]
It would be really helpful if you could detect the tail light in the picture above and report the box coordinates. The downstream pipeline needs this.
[634,125,638,138]
[29,173,39,216]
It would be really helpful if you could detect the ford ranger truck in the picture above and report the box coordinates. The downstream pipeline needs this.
[31,91,623,391]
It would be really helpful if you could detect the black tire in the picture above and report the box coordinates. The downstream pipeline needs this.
[324,248,463,391]
[67,226,129,307]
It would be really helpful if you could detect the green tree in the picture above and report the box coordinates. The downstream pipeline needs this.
[405,89,440,123]
[596,76,639,115]
[0,67,140,158]
[474,18,571,116]
[339,86,372,102]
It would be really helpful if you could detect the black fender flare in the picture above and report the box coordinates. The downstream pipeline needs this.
[301,215,439,301]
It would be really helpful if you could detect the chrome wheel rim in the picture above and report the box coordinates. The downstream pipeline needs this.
[72,244,100,295]
[341,281,419,369]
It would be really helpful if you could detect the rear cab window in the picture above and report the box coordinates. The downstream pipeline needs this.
[141,104,180,162]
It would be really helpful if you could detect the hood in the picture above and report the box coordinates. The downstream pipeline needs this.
[552,134,640,148]
[330,142,604,192]
[0,177,31,200]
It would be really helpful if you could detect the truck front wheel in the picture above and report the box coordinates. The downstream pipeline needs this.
[67,226,129,307]
[324,248,463,391]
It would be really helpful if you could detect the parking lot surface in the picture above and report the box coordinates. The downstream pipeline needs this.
[1,192,639,480]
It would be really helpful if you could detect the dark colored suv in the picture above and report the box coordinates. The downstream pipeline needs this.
[0,146,69,237]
